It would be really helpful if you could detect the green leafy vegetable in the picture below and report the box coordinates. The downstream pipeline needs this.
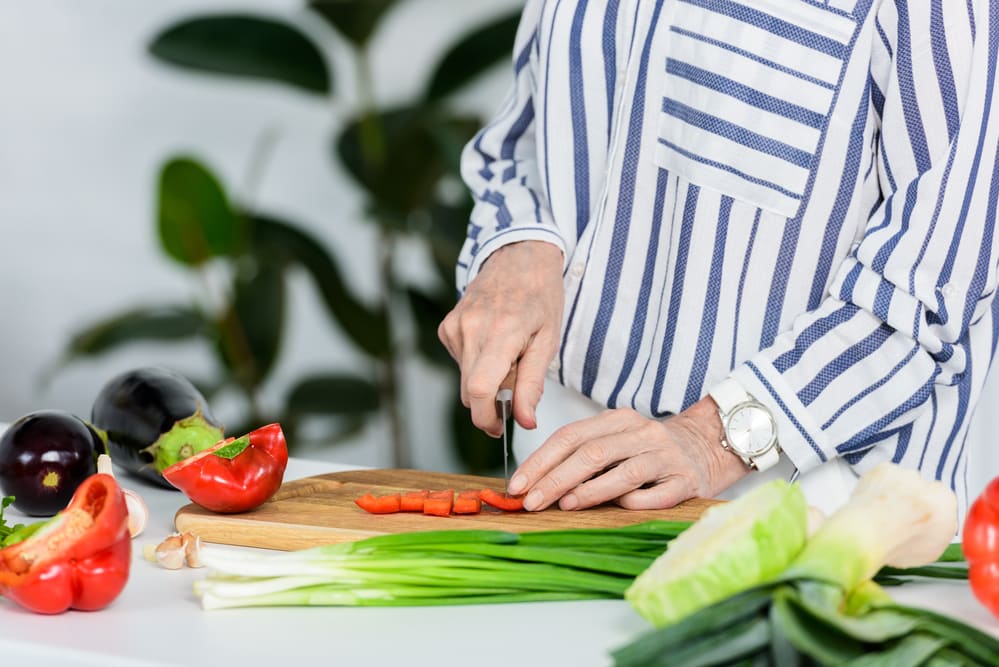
[625,478,808,627]
[613,463,993,666]
[0,495,39,547]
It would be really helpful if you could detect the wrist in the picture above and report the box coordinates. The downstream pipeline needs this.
[677,397,752,490]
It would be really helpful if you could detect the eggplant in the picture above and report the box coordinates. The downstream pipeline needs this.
[90,367,224,489]
[0,410,105,516]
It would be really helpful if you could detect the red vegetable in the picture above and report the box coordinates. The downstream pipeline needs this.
[423,490,454,517]
[0,473,131,614]
[453,490,482,514]
[964,476,999,618]
[355,493,402,514]
[479,488,525,512]
[400,490,428,512]
[162,423,288,514]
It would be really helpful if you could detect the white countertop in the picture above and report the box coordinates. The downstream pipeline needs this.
[0,456,996,667]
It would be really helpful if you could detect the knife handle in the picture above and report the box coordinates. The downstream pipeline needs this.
[499,366,517,392]
[496,367,515,413]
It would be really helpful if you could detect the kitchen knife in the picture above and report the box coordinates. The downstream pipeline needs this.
[496,368,516,494]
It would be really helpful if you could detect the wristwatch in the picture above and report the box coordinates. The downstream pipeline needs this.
[708,378,780,472]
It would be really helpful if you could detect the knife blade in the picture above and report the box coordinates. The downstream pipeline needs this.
[496,368,516,494]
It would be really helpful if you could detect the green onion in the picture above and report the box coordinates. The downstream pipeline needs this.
[193,512,964,613]
[194,522,688,610]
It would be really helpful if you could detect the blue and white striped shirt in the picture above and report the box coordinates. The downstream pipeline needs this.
[456,0,999,516]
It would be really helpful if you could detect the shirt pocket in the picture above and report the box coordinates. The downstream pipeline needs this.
[654,0,858,219]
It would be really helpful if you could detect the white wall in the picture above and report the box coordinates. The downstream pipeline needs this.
[1,1,996,499]
[0,0,521,471]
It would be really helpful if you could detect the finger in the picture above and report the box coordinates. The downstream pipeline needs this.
[436,316,461,363]
[511,331,557,430]
[465,339,523,436]
[615,476,697,510]
[555,451,668,510]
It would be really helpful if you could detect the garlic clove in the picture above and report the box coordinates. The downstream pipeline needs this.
[153,534,187,570]
[181,531,204,568]
[97,453,149,538]
[122,489,149,538]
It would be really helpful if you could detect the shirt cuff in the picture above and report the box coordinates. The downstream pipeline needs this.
[462,226,568,290]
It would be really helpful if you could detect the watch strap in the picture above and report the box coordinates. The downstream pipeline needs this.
[708,378,750,413]
[752,445,780,472]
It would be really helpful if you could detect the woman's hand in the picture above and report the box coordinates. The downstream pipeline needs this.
[437,241,564,436]
[508,397,751,510]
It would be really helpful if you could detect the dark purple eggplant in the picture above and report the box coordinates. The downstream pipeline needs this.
[0,410,105,516]
[90,367,223,489]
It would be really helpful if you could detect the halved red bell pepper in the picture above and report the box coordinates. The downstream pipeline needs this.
[162,423,289,514]
[355,493,402,514]
[0,473,131,614]
[964,476,999,618]
[480,488,525,512]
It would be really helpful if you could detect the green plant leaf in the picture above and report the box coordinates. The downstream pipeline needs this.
[450,392,503,473]
[60,306,206,359]
[337,106,480,220]
[216,257,285,388]
[249,213,391,358]
[424,200,473,289]
[286,374,380,417]
[424,11,521,103]
[308,0,397,48]
[158,158,245,266]
[405,287,454,367]
[149,14,331,94]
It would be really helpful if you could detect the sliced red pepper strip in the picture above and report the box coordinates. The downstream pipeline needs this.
[480,488,525,512]
[0,473,131,614]
[400,490,428,512]
[162,423,289,514]
[355,493,402,514]
[423,489,454,517]
[453,490,482,515]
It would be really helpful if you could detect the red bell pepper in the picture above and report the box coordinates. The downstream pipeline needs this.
[0,473,131,614]
[423,490,454,517]
[355,493,402,514]
[162,423,289,514]
[963,476,999,618]
[479,488,525,512]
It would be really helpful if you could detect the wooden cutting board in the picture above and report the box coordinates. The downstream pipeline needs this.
[174,468,720,551]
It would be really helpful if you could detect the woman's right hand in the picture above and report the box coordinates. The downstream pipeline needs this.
[437,241,564,437]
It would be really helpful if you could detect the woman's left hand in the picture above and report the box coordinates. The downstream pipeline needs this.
[507,397,751,511]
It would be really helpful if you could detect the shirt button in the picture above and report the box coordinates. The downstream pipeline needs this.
[548,359,561,373]
[570,263,585,279]
[940,283,957,298]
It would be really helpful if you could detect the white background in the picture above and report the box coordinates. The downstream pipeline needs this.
[0,1,996,497]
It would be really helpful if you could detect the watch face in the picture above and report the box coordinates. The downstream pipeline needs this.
[726,404,776,456]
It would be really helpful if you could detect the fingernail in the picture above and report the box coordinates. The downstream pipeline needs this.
[560,493,578,511]
[524,489,543,511]
[508,473,527,495]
